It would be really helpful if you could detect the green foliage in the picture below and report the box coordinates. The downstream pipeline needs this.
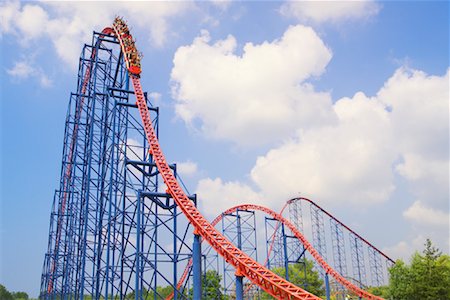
[0,284,14,300]
[12,292,29,300]
[155,285,174,298]
[124,286,174,299]
[189,270,227,299]
[0,285,29,300]
[388,239,450,300]
[367,285,389,298]
[260,258,325,299]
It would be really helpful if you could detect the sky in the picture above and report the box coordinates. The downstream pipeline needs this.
[0,0,449,297]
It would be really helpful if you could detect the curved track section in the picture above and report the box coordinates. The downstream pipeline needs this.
[46,17,384,299]
[170,204,384,300]
[289,197,394,264]
[111,19,320,300]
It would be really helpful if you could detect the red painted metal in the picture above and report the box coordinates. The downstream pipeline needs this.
[289,198,394,264]
[110,18,321,300]
[170,203,385,300]
[113,16,384,299]
[49,17,385,300]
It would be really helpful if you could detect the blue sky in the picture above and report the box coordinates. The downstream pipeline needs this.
[0,1,449,297]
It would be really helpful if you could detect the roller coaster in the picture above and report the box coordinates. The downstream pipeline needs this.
[40,18,393,300]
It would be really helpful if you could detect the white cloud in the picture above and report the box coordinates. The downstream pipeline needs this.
[176,161,198,178]
[6,60,53,88]
[280,0,380,24]
[383,235,427,261]
[403,201,449,227]
[196,178,262,217]
[378,68,449,210]
[6,61,34,78]
[210,0,232,11]
[171,25,334,147]
[250,91,396,206]
[1,1,193,69]
[0,1,19,36]
[15,3,49,41]
[194,67,448,217]
[378,68,449,160]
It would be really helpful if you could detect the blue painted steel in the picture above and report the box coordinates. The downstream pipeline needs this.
[222,210,258,299]
[310,204,327,279]
[235,275,244,300]
[193,234,202,300]
[325,273,331,300]
[136,191,142,300]
[330,218,347,298]
[40,30,194,300]
[281,223,290,281]
[264,217,284,269]
[368,247,384,286]
[235,214,243,300]
[349,232,367,288]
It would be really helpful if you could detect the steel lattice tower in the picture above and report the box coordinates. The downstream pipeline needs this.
[40,19,395,300]
[40,30,195,300]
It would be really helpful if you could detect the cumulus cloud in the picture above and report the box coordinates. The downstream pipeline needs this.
[171,25,334,147]
[403,201,449,227]
[280,0,380,24]
[383,235,428,261]
[378,68,449,210]
[7,60,53,87]
[251,92,396,206]
[196,178,262,217]
[0,1,192,69]
[176,161,198,178]
[194,67,449,219]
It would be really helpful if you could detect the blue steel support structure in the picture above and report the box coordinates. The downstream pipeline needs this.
[192,234,202,300]
[368,247,384,286]
[349,232,367,289]
[222,209,258,299]
[264,217,284,270]
[330,218,347,299]
[264,215,309,293]
[310,204,330,298]
[40,30,195,300]
[287,199,309,291]
[310,204,327,277]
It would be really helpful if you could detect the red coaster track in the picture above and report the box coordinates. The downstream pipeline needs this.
[112,18,385,300]
[168,203,385,300]
[49,17,385,299]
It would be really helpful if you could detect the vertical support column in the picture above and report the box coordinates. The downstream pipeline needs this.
[281,223,289,281]
[235,213,243,300]
[135,191,141,300]
[173,165,178,300]
[325,273,330,300]
[235,275,244,300]
[192,231,202,300]
[264,217,271,270]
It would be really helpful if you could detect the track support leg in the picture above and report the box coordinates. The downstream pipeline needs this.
[325,273,330,300]
[235,275,244,300]
[193,233,202,300]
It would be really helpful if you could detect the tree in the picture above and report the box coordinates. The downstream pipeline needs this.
[0,285,30,300]
[367,285,389,298]
[155,285,174,298]
[388,239,450,300]
[12,292,29,300]
[260,258,325,299]
[188,270,227,299]
[0,285,13,300]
